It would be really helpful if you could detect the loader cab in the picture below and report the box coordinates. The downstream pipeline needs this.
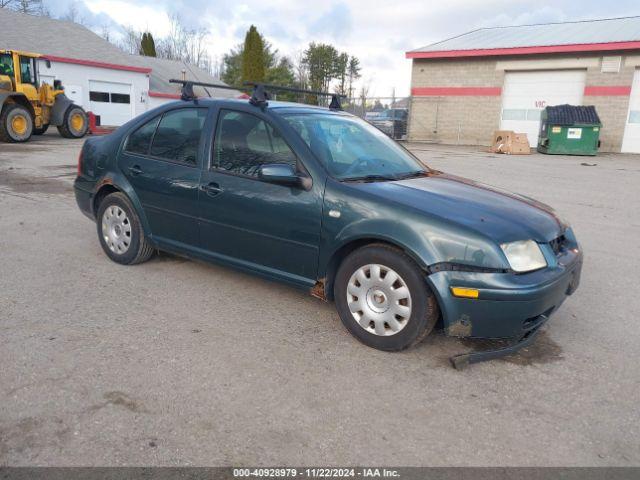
[0,51,39,99]
[0,52,15,90]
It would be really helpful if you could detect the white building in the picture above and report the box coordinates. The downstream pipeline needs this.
[0,8,239,126]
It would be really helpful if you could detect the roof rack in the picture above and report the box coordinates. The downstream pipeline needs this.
[168,79,346,110]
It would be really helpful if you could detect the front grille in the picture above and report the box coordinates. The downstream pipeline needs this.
[549,235,567,255]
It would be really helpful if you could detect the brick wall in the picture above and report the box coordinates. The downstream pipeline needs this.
[408,53,639,152]
[584,62,636,151]
[408,58,504,146]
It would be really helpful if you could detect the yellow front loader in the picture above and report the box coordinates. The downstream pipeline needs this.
[0,49,88,143]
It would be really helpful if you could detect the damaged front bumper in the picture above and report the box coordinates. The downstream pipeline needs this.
[427,248,582,367]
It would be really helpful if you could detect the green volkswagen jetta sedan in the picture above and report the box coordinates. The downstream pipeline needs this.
[74,93,582,366]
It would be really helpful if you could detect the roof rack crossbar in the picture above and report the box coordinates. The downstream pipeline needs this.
[169,79,346,110]
[243,82,345,110]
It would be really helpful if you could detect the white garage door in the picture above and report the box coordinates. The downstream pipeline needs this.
[622,69,640,153]
[88,80,132,126]
[500,70,586,146]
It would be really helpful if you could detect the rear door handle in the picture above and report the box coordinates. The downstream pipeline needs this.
[128,165,143,176]
[200,182,223,197]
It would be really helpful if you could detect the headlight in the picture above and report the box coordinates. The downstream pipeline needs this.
[500,240,547,273]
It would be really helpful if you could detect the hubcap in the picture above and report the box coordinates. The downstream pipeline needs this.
[101,205,132,254]
[346,263,412,336]
[11,115,27,135]
[70,112,84,132]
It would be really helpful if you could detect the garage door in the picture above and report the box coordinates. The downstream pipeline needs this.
[500,70,586,146]
[622,69,640,153]
[88,80,132,126]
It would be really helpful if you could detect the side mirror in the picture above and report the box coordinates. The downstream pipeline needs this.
[258,163,310,189]
[45,59,51,69]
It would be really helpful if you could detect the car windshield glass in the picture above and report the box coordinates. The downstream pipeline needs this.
[282,113,427,181]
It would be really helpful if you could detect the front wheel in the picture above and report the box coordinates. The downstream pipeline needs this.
[57,105,88,139]
[334,244,439,351]
[96,192,155,265]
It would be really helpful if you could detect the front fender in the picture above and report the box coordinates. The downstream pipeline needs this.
[50,93,74,126]
[318,179,509,278]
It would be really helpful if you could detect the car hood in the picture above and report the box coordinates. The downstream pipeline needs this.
[352,172,564,243]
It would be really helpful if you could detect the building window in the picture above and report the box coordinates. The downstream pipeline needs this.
[501,109,527,121]
[89,91,110,102]
[111,93,130,104]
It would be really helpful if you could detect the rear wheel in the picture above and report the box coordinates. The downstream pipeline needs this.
[57,105,88,139]
[96,192,155,265]
[334,244,439,351]
[0,104,33,143]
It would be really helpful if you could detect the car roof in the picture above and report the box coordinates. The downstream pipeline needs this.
[163,97,351,117]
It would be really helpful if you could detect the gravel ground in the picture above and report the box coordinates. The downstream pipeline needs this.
[1,133,639,466]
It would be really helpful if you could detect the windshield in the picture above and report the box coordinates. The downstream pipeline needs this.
[282,113,428,181]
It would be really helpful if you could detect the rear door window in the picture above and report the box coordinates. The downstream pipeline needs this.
[150,108,207,165]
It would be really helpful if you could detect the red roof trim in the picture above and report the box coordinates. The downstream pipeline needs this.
[45,55,152,74]
[412,86,502,96]
[406,41,640,59]
[148,91,181,99]
[584,85,632,96]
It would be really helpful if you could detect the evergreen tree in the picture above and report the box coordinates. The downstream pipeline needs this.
[140,32,157,57]
[241,25,266,83]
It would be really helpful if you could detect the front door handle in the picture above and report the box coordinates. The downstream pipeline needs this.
[128,165,143,176]
[200,182,223,197]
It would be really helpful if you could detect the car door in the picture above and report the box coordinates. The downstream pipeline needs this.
[119,106,208,248]
[198,107,323,285]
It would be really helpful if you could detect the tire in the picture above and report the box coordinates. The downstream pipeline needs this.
[33,124,49,135]
[96,192,155,265]
[57,105,88,139]
[334,244,439,351]
[0,104,33,143]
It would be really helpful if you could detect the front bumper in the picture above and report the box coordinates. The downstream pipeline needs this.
[427,248,583,339]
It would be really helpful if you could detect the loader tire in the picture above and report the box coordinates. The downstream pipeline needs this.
[0,104,33,143]
[57,106,88,139]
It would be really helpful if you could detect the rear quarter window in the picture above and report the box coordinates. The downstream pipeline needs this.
[124,116,160,155]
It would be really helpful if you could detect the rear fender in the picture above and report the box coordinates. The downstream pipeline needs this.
[50,93,74,126]
[93,172,153,239]
[0,92,35,118]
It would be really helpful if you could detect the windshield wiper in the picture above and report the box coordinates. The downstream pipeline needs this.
[395,170,428,180]
[342,174,398,182]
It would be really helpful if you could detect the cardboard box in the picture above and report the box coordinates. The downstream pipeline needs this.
[490,130,531,155]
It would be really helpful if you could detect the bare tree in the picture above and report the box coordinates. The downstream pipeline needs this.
[119,25,141,55]
[100,25,111,43]
[62,1,85,24]
[1,0,45,14]
[292,50,308,90]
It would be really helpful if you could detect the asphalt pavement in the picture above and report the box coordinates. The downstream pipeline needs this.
[1,133,639,466]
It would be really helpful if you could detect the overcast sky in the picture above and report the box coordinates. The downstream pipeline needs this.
[46,0,640,97]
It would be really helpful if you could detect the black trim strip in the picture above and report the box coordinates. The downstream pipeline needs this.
[427,262,509,274]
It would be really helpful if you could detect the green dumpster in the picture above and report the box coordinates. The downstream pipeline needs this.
[537,104,601,156]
